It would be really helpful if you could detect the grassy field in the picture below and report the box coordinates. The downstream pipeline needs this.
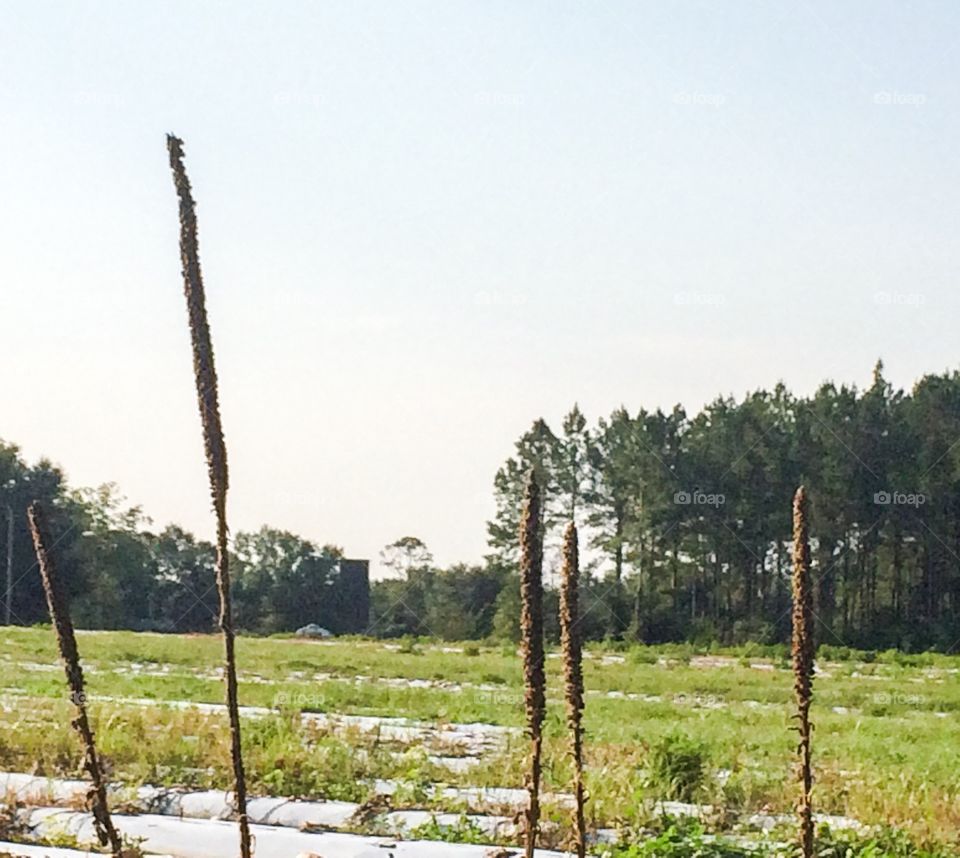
[0,628,958,854]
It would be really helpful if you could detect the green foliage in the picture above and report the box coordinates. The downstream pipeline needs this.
[813,826,956,858]
[631,649,659,665]
[0,631,959,850]
[486,367,960,651]
[372,563,505,641]
[603,822,767,857]
[232,527,345,634]
[397,635,421,655]
[10,363,960,650]
[410,814,490,844]
[648,732,710,802]
[0,442,361,636]
[602,822,956,858]
[0,440,68,625]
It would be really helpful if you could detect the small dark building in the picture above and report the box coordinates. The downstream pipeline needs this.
[338,558,370,633]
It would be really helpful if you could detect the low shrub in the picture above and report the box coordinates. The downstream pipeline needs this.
[648,732,709,802]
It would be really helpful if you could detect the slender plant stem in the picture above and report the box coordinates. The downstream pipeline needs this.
[560,521,586,858]
[520,469,545,858]
[166,133,251,858]
[792,485,815,858]
[28,501,124,857]
[4,502,13,625]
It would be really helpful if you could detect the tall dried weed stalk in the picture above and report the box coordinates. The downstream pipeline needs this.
[28,502,123,857]
[167,134,251,858]
[560,521,586,858]
[791,485,815,858]
[520,469,545,858]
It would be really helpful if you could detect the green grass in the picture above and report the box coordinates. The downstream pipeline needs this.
[0,628,958,852]
[600,821,957,858]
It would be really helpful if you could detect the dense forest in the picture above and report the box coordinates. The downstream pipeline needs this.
[484,361,960,651]
[4,361,960,651]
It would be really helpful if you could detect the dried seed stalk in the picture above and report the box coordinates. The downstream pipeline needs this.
[28,502,123,857]
[560,522,586,858]
[167,134,251,858]
[791,485,815,858]
[519,469,545,858]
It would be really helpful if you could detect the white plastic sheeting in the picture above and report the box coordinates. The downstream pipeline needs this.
[0,770,864,844]
[0,844,122,858]
[88,697,516,753]
[0,773,513,834]
[24,809,571,858]
[0,771,573,820]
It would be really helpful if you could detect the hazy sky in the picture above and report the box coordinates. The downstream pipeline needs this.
[2,1,959,575]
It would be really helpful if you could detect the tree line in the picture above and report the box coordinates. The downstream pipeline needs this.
[5,361,960,651]
[0,445,353,634]
[487,361,960,651]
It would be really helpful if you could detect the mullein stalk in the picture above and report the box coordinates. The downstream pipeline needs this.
[28,502,124,857]
[560,521,586,858]
[791,486,815,858]
[166,134,251,858]
[520,469,545,858]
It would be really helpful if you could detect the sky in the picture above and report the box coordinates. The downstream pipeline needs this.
[2,1,960,576]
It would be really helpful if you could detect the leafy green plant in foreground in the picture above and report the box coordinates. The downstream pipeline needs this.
[648,733,709,802]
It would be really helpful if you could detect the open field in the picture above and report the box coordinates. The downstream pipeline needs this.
[0,628,958,855]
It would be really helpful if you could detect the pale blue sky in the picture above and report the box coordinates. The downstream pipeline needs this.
[2,1,959,573]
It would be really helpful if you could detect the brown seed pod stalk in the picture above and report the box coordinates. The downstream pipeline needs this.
[28,502,124,857]
[791,485,815,858]
[519,469,545,858]
[167,134,251,858]
[560,521,586,858]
